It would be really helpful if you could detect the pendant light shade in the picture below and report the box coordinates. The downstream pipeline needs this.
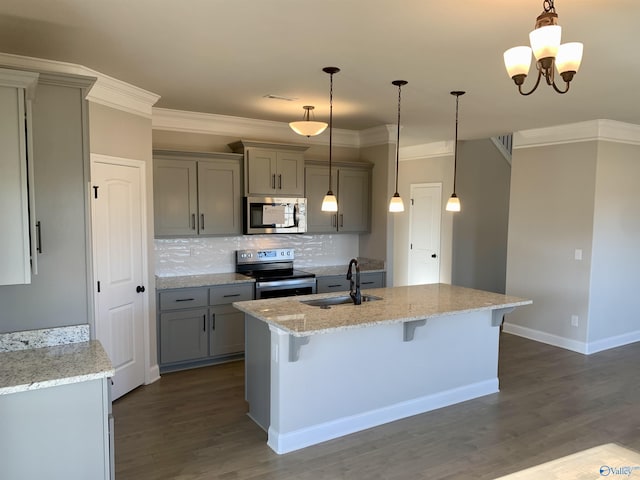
[446,91,465,213]
[321,67,340,212]
[289,105,328,137]
[389,80,407,213]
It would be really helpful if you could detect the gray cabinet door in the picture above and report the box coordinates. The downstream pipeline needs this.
[275,150,304,196]
[198,159,241,235]
[337,168,370,233]
[305,166,338,233]
[246,148,277,195]
[0,78,92,333]
[210,304,245,356]
[160,307,209,364]
[153,158,198,236]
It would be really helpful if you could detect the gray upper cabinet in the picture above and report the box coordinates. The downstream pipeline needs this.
[305,161,372,233]
[153,150,243,237]
[229,140,308,196]
[0,71,96,333]
[0,68,38,286]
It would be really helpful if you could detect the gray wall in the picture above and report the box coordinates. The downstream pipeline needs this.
[451,139,511,293]
[588,141,640,344]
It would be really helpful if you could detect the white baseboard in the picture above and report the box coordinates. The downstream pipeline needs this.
[267,378,499,454]
[585,330,640,354]
[146,364,160,385]
[503,322,640,355]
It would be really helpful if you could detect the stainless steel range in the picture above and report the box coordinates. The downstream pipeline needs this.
[236,248,316,299]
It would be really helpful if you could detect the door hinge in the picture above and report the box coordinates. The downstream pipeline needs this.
[97,281,101,293]
[93,185,99,199]
[410,243,413,250]
[411,198,414,206]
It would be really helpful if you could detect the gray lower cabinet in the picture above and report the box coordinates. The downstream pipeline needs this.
[316,271,386,293]
[158,283,253,372]
[0,378,110,480]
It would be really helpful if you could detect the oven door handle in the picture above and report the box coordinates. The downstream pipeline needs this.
[255,279,316,289]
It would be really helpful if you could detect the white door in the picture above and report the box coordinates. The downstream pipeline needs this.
[92,156,146,400]
[408,183,442,285]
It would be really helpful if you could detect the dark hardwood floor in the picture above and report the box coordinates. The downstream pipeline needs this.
[113,333,640,479]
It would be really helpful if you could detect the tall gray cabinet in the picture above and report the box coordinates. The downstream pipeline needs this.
[0,70,95,333]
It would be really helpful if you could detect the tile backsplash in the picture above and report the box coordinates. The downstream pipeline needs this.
[155,234,360,277]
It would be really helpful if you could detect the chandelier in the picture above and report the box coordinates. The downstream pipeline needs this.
[503,0,583,95]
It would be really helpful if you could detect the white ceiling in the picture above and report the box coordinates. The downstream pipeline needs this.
[1,0,638,146]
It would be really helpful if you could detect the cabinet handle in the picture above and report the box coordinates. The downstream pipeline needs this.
[191,214,196,230]
[36,221,43,253]
[339,214,344,227]
[272,174,276,189]
[200,214,205,230]
[332,214,336,227]
[203,315,206,332]
[223,293,241,298]
[278,174,282,189]
[211,314,216,330]
[327,284,342,288]
[175,298,195,302]
[362,281,375,285]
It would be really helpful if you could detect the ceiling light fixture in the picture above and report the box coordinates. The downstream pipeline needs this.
[289,105,328,137]
[504,0,583,95]
[321,67,340,212]
[446,91,465,213]
[389,80,407,213]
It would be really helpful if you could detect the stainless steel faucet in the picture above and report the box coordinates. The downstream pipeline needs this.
[346,258,362,305]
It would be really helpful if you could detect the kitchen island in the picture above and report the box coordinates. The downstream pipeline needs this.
[233,283,531,454]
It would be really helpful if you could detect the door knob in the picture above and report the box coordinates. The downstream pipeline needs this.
[136,285,146,293]
[431,254,437,258]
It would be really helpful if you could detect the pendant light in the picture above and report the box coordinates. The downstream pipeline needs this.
[289,105,328,137]
[446,91,465,213]
[389,80,407,213]
[321,67,340,212]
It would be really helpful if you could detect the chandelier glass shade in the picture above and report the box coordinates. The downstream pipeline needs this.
[289,105,328,137]
[503,0,583,95]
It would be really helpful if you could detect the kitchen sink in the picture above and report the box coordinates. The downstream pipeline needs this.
[301,294,383,308]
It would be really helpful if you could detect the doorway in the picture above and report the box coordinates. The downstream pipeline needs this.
[408,183,442,285]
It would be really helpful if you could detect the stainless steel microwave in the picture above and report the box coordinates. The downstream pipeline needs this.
[244,197,307,234]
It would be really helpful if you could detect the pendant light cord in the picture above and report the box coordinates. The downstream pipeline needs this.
[453,94,459,194]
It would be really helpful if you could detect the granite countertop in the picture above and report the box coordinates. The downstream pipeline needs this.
[156,272,255,290]
[233,283,532,337]
[0,325,114,395]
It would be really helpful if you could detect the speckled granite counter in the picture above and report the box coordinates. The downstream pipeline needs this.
[156,272,254,290]
[0,325,114,395]
[233,283,531,336]
[304,257,385,276]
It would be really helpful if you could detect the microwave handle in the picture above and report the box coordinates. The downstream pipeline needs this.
[293,202,299,226]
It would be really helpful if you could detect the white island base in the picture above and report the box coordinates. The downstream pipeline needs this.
[245,306,511,454]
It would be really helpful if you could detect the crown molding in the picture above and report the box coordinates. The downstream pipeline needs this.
[514,119,640,149]
[0,52,159,118]
[152,107,362,148]
[359,125,396,147]
[399,141,454,161]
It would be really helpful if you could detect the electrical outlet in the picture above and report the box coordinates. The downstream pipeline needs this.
[574,249,583,260]
[571,315,579,327]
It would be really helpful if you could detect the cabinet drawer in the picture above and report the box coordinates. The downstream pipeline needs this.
[360,272,385,289]
[316,276,350,293]
[159,288,208,310]
[209,283,253,305]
